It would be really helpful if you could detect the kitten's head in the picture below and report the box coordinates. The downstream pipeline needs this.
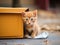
[22,10,37,26]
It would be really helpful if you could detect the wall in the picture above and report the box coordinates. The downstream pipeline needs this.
[0,0,12,7]
[20,0,35,7]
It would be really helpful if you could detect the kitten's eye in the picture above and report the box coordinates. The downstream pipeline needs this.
[26,18,28,21]
[31,18,33,21]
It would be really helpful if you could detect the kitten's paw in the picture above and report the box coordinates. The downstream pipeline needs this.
[25,35,32,38]
[31,35,36,38]
[27,36,32,38]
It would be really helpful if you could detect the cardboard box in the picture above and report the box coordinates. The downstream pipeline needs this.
[0,7,29,38]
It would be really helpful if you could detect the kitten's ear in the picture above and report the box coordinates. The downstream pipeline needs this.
[21,12,25,17]
[33,10,37,16]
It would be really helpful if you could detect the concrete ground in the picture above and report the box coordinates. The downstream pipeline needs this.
[0,31,60,45]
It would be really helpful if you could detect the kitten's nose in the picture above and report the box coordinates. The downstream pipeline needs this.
[29,23,30,24]
[28,21,30,24]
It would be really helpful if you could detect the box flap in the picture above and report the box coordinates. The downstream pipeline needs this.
[0,7,29,13]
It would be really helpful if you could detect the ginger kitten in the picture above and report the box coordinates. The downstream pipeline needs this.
[22,10,41,38]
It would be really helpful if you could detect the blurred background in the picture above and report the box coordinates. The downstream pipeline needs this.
[0,0,60,10]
